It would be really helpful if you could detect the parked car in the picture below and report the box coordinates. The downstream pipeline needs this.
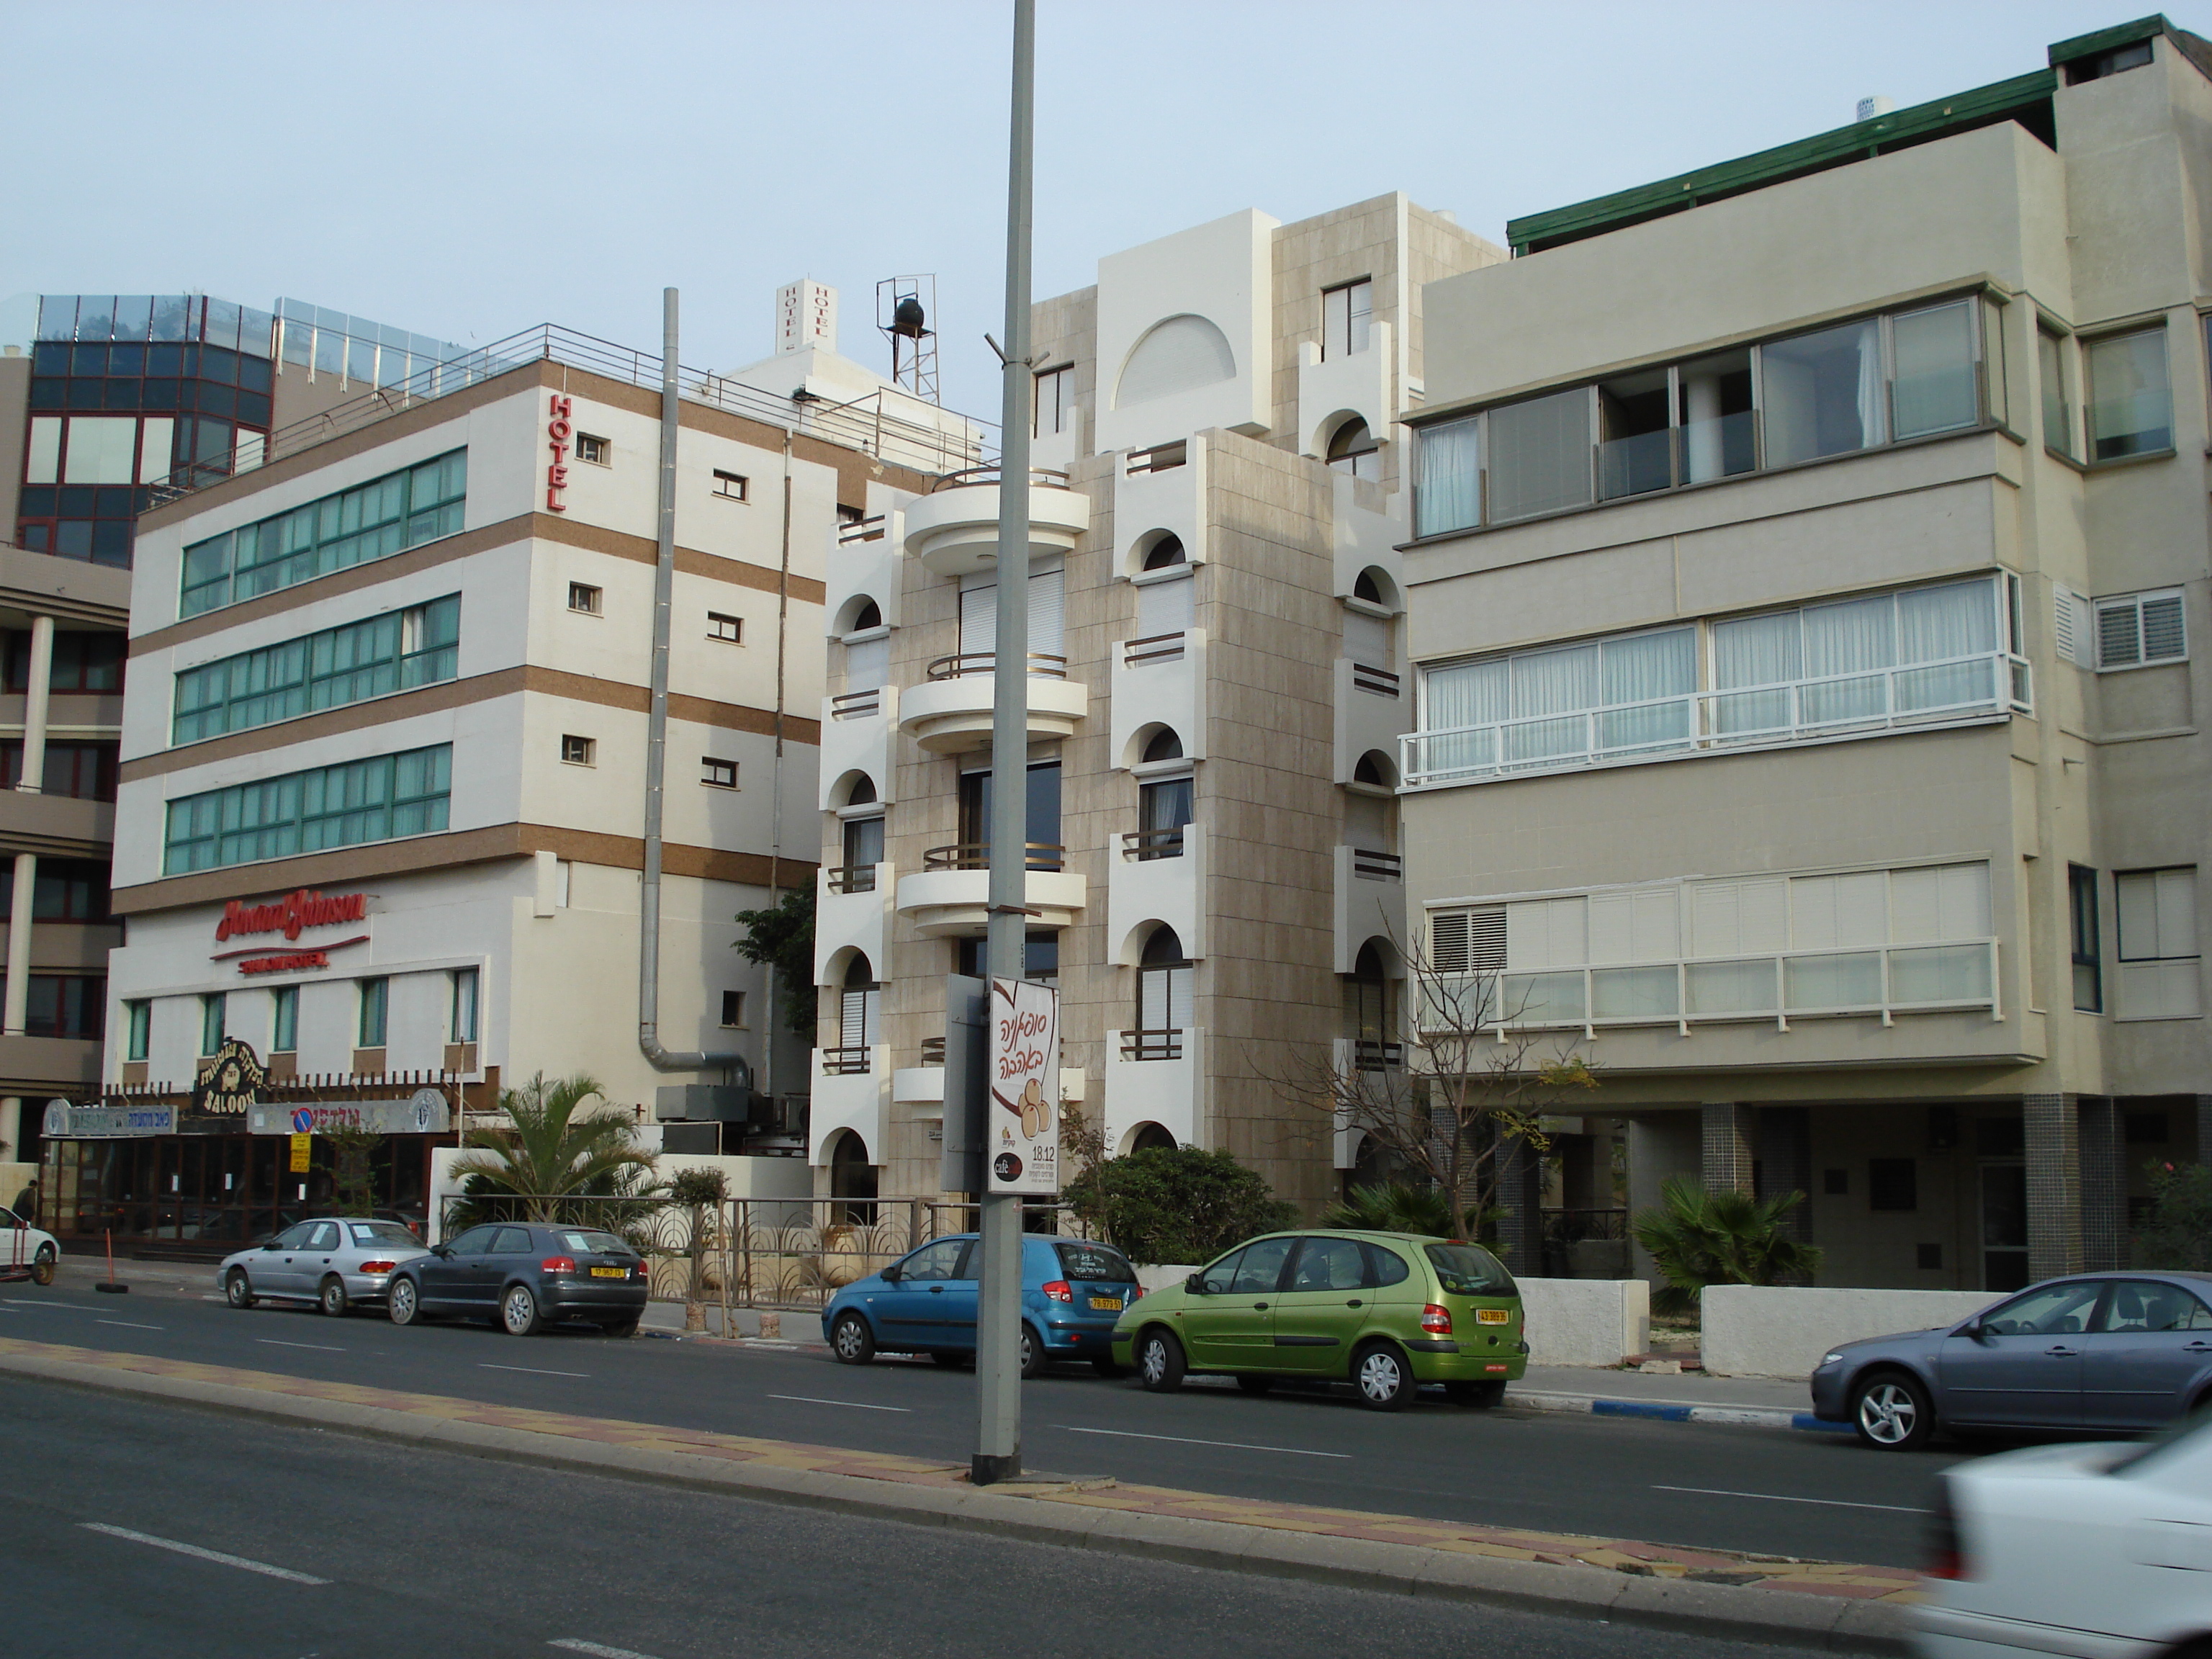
[1110,1230,1527,1411]
[1812,1271,2212,1450]
[0,1208,58,1285]
[823,1234,1139,1377]
[387,1221,649,1336]
[221,1218,431,1316]
[1912,1408,2212,1659]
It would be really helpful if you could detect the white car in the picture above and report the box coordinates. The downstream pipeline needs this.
[1915,1411,2212,1659]
[0,1210,57,1283]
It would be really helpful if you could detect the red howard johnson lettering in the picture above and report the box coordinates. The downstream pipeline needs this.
[214,889,367,944]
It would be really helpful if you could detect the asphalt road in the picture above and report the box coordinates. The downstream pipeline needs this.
[0,1278,1963,1569]
[3,1380,1845,1659]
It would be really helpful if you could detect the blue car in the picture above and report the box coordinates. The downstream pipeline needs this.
[822,1233,1141,1377]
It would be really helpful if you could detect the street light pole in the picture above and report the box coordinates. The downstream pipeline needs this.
[974,0,1036,1488]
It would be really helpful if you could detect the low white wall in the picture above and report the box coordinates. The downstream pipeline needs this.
[1702,1285,2005,1378]
[1518,1277,1649,1368]
[1136,1264,1196,1296]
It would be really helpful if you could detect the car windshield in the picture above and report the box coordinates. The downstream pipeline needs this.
[348,1222,418,1246]
[1053,1241,1134,1282]
[1425,1241,1516,1297]
[558,1231,631,1256]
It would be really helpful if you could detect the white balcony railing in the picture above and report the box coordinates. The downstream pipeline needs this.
[1416,939,2000,1035]
[1401,652,2031,788]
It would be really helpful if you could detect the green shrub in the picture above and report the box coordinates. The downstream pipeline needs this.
[1318,1182,1462,1238]
[1630,1175,1823,1317]
[1063,1147,1296,1266]
[2133,1160,2212,1272]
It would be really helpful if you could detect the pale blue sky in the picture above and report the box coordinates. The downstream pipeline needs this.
[3,0,2205,419]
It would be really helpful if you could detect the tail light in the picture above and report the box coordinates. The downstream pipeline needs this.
[540,1255,577,1275]
[632,1261,649,1278]
[1420,1303,1454,1336]
[1043,1280,1073,1304]
[1128,1285,1146,1300]
[1925,1480,1970,1580]
[359,1260,397,1274]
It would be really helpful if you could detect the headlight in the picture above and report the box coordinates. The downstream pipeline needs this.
[1821,1352,1844,1366]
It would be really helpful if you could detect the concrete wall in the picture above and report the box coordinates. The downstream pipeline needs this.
[1701,1282,2004,1377]
[1518,1276,1650,1368]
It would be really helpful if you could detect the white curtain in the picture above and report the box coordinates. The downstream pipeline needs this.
[1599,629,1695,752]
[1800,593,1892,724]
[1509,642,1599,765]
[1419,658,1507,775]
[1415,417,1482,537]
[1712,611,1797,737]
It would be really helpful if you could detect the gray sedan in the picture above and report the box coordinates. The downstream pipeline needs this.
[220,1218,431,1318]
[1810,1270,2212,1449]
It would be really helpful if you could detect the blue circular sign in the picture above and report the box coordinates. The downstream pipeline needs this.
[291,1107,314,1133]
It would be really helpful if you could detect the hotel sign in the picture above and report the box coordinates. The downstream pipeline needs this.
[210,889,369,977]
[545,393,573,512]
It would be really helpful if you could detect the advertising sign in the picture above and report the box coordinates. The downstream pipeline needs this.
[42,1102,176,1138]
[986,976,1058,1195]
[190,1038,264,1117]
[244,1091,452,1137]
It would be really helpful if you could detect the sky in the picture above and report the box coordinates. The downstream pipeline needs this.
[4,0,2208,419]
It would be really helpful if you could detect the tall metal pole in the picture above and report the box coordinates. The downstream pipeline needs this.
[974,0,1036,1488]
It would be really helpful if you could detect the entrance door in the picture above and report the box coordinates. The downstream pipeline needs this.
[1269,1236,1375,1375]
[1180,1236,1291,1370]
[1980,1162,2029,1292]
[2080,1280,2212,1429]
[1938,1280,2102,1426]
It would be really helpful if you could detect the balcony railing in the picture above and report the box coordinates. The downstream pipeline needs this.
[1124,441,1187,477]
[1123,632,1187,667]
[926,651,1068,680]
[830,688,883,720]
[920,1036,945,1066]
[837,515,886,546]
[1121,827,1187,862]
[922,842,1066,872]
[1120,1028,1185,1061]
[819,1046,872,1076]
[1351,661,1401,698]
[922,462,1073,494]
[825,864,878,894]
[1416,938,2000,1034]
[1352,1038,1404,1071]
[1401,652,2032,788]
[1350,848,1401,881]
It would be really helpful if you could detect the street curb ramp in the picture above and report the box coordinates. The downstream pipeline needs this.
[0,1347,1907,1653]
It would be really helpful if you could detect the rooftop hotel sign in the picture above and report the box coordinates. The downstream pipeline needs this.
[210,889,370,977]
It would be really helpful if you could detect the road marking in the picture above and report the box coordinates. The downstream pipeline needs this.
[2,1298,94,1309]
[257,1339,343,1353]
[79,1523,331,1584]
[549,1641,665,1659]
[767,1394,911,1413]
[1653,1484,1925,1514]
[97,1319,163,1330]
[482,1363,590,1379]
[1054,1425,1350,1459]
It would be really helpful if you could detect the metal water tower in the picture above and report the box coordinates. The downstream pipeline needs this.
[876,276,938,404]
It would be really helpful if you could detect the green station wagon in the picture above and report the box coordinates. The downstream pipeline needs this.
[1110,1230,1527,1411]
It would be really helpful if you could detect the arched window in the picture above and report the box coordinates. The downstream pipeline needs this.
[850,598,883,632]
[1328,417,1380,481]
[1141,533,1187,571]
[1353,751,1390,787]
[1130,1123,1177,1154]
[1342,941,1398,1070]
[837,953,879,1059]
[1136,730,1191,860]
[845,775,878,806]
[830,1130,878,1223]
[1352,568,1385,605]
[1134,927,1192,1058]
[1141,727,1183,763]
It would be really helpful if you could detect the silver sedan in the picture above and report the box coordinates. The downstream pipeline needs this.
[220,1218,431,1317]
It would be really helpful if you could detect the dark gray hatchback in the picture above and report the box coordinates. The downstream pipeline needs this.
[1810,1270,2212,1449]
[387,1221,650,1336]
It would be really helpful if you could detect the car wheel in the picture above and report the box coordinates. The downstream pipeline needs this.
[1447,1380,1508,1408]
[1137,1327,1186,1393]
[225,1268,256,1310]
[1019,1324,1045,1380]
[500,1282,544,1337]
[831,1311,876,1364]
[1852,1370,1935,1450]
[601,1317,641,1339]
[30,1244,55,1287]
[318,1277,349,1318]
[387,1276,422,1326]
[1090,1358,1128,1379]
[1236,1374,1275,1395]
[1353,1341,1413,1411]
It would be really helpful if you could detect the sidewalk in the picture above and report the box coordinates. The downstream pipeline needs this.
[0,1334,1910,1650]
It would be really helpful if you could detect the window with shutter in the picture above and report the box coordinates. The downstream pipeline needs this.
[1429,907,1504,974]
[1136,573,1193,637]
[2054,586,2089,667]
[2116,866,2200,1020]
[1506,896,1586,970]
[2095,590,2186,670]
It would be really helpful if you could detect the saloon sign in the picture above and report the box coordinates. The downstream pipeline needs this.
[210,889,369,977]
[192,1037,266,1118]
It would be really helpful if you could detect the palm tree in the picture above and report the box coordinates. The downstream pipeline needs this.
[1318,1181,1462,1237]
[1632,1174,1823,1316]
[446,1072,657,1221]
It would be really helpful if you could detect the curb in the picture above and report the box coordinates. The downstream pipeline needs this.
[0,1346,1906,1653]
[1512,1390,1856,1436]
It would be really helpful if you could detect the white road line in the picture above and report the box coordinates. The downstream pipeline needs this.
[1653,1483,1925,1514]
[1054,1425,1350,1459]
[78,1523,331,1584]
[549,1640,665,1659]
[2,1298,94,1309]
[767,1394,911,1413]
[482,1363,590,1379]
[256,1339,343,1353]
[97,1319,163,1330]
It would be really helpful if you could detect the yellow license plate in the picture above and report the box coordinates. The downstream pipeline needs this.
[1089,1296,1123,1311]
[1476,1308,1509,1324]
[590,1266,629,1278]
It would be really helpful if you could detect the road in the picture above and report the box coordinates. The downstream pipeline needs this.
[4,1380,1848,1659]
[1,1276,1963,1569]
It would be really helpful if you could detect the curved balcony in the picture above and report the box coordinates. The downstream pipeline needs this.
[896,653,1089,752]
[901,470,1089,579]
[896,843,1086,937]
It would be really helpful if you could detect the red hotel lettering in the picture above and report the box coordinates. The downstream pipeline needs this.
[547,393,572,512]
[240,951,329,976]
[215,889,367,944]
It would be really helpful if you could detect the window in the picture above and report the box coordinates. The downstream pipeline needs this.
[719,990,745,1028]
[1136,756,1192,861]
[954,932,1058,981]
[125,999,150,1061]
[2064,36,2155,83]
[1135,927,1194,1051]
[837,955,879,1055]
[3,630,125,692]
[1,741,118,801]
[574,433,609,464]
[271,984,297,1053]
[701,757,737,788]
[0,858,111,921]
[16,976,104,1039]
[840,814,884,886]
[451,967,478,1043]
[200,992,225,1056]
[706,611,742,643]
[2085,328,2172,460]
[567,583,602,615]
[163,744,451,874]
[180,449,466,617]
[1322,279,1373,360]
[2038,325,2074,459]
[357,977,387,1048]
[1868,1159,1918,1212]
[957,759,1060,866]
[1326,417,1380,481]
[2093,590,2185,670]
[2116,867,2199,1019]
[2070,863,2103,1012]
[171,595,461,745]
[712,469,748,501]
[1033,364,1074,437]
[561,734,595,766]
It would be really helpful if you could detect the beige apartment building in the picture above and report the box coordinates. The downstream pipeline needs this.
[1400,16,2212,1290]
[809,196,1498,1213]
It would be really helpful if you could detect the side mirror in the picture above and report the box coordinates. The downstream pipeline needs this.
[431,1244,453,1259]
[1184,1273,1207,1295]
[261,1241,282,1251]
[881,1264,902,1282]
